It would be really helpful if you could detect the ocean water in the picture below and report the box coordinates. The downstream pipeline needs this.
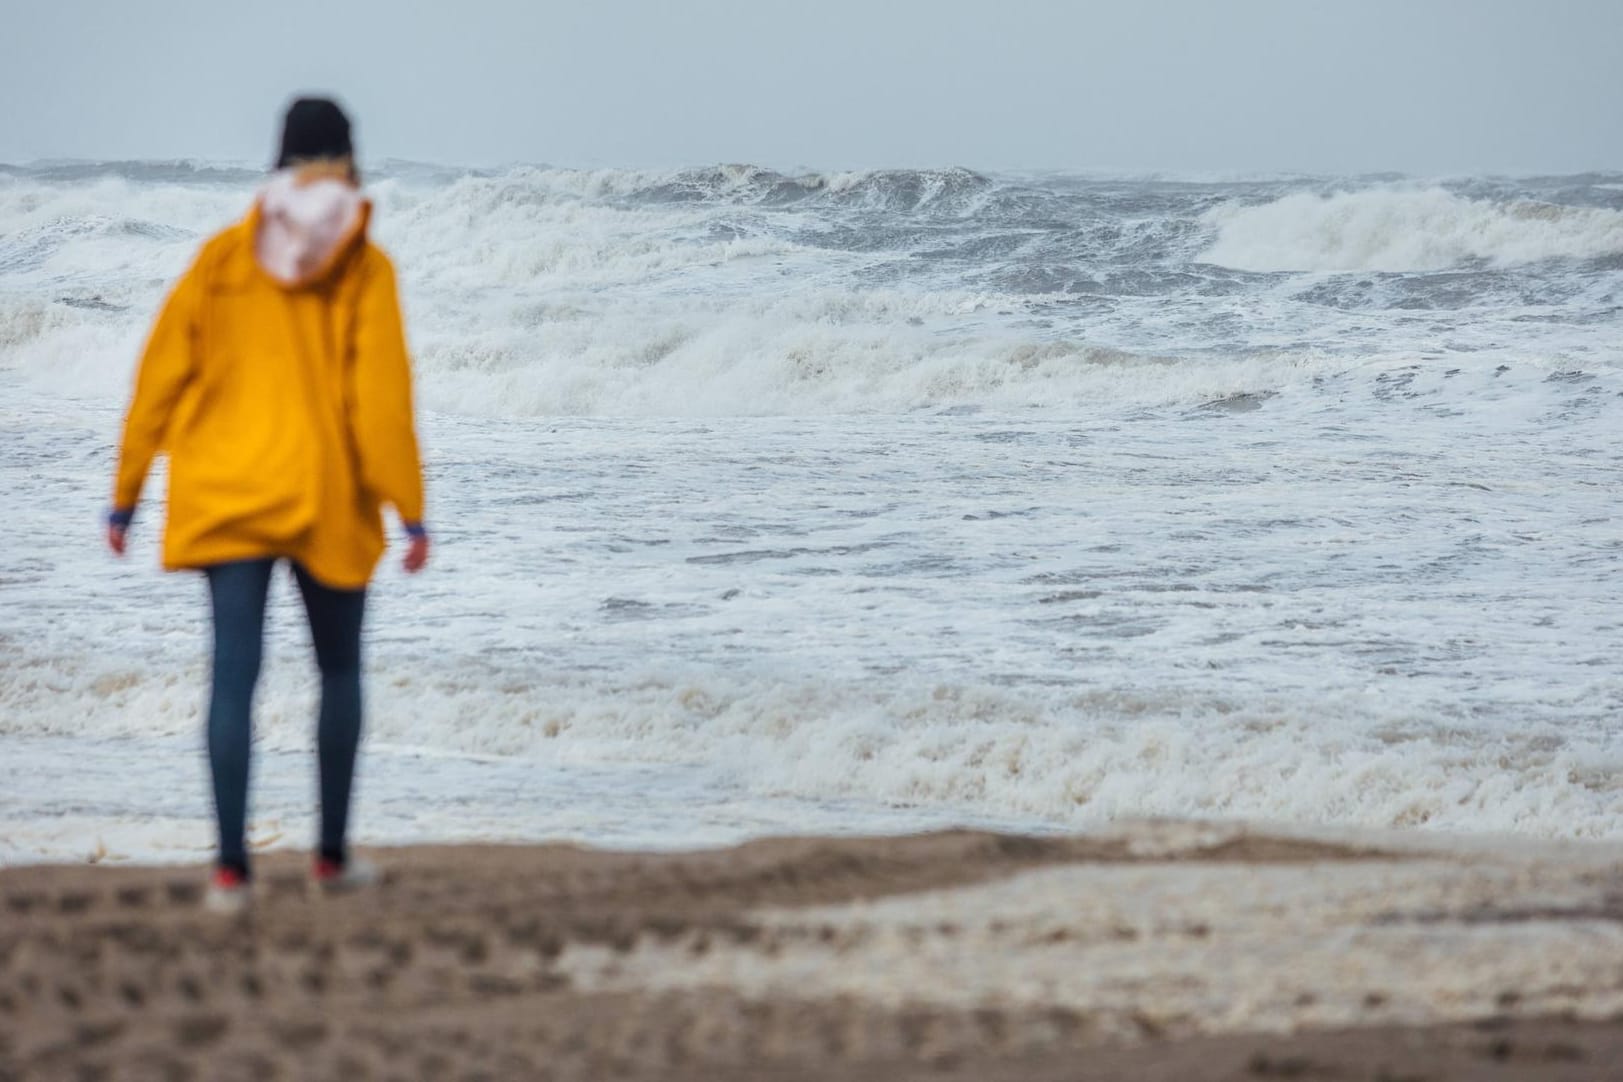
[2,161,1621,862]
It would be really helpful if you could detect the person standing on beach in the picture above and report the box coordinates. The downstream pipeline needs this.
[107,97,428,912]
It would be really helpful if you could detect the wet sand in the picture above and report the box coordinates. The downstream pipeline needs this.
[2,824,1621,1080]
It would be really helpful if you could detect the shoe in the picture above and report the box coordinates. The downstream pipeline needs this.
[203,866,251,915]
[311,854,380,893]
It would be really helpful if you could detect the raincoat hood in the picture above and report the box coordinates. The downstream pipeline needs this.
[253,168,369,287]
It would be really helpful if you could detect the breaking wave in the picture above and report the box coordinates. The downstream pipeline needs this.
[1201,188,1623,273]
[3,163,1620,416]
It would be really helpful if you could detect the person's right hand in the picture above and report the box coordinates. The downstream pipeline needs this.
[107,508,133,556]
[403,533,429,573]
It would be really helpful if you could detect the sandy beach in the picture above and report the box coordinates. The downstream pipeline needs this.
[3,823,1621,1080]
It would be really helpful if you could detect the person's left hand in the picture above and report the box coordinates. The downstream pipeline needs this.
[403,533,429,573]
[107,523,128,556]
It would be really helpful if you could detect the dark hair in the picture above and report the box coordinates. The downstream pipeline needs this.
[275,97,354,170]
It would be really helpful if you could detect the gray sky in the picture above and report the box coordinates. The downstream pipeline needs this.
[3,0,1619,174]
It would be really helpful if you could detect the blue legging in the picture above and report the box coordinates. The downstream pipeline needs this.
[205,559,365,876]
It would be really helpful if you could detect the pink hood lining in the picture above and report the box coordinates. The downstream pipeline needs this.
[253,169,368,287]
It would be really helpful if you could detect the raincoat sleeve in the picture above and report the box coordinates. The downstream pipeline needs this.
[113,268,201,511]
[349,251,426,526]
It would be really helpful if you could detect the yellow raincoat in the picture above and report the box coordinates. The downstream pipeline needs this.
[113,184,424,590]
